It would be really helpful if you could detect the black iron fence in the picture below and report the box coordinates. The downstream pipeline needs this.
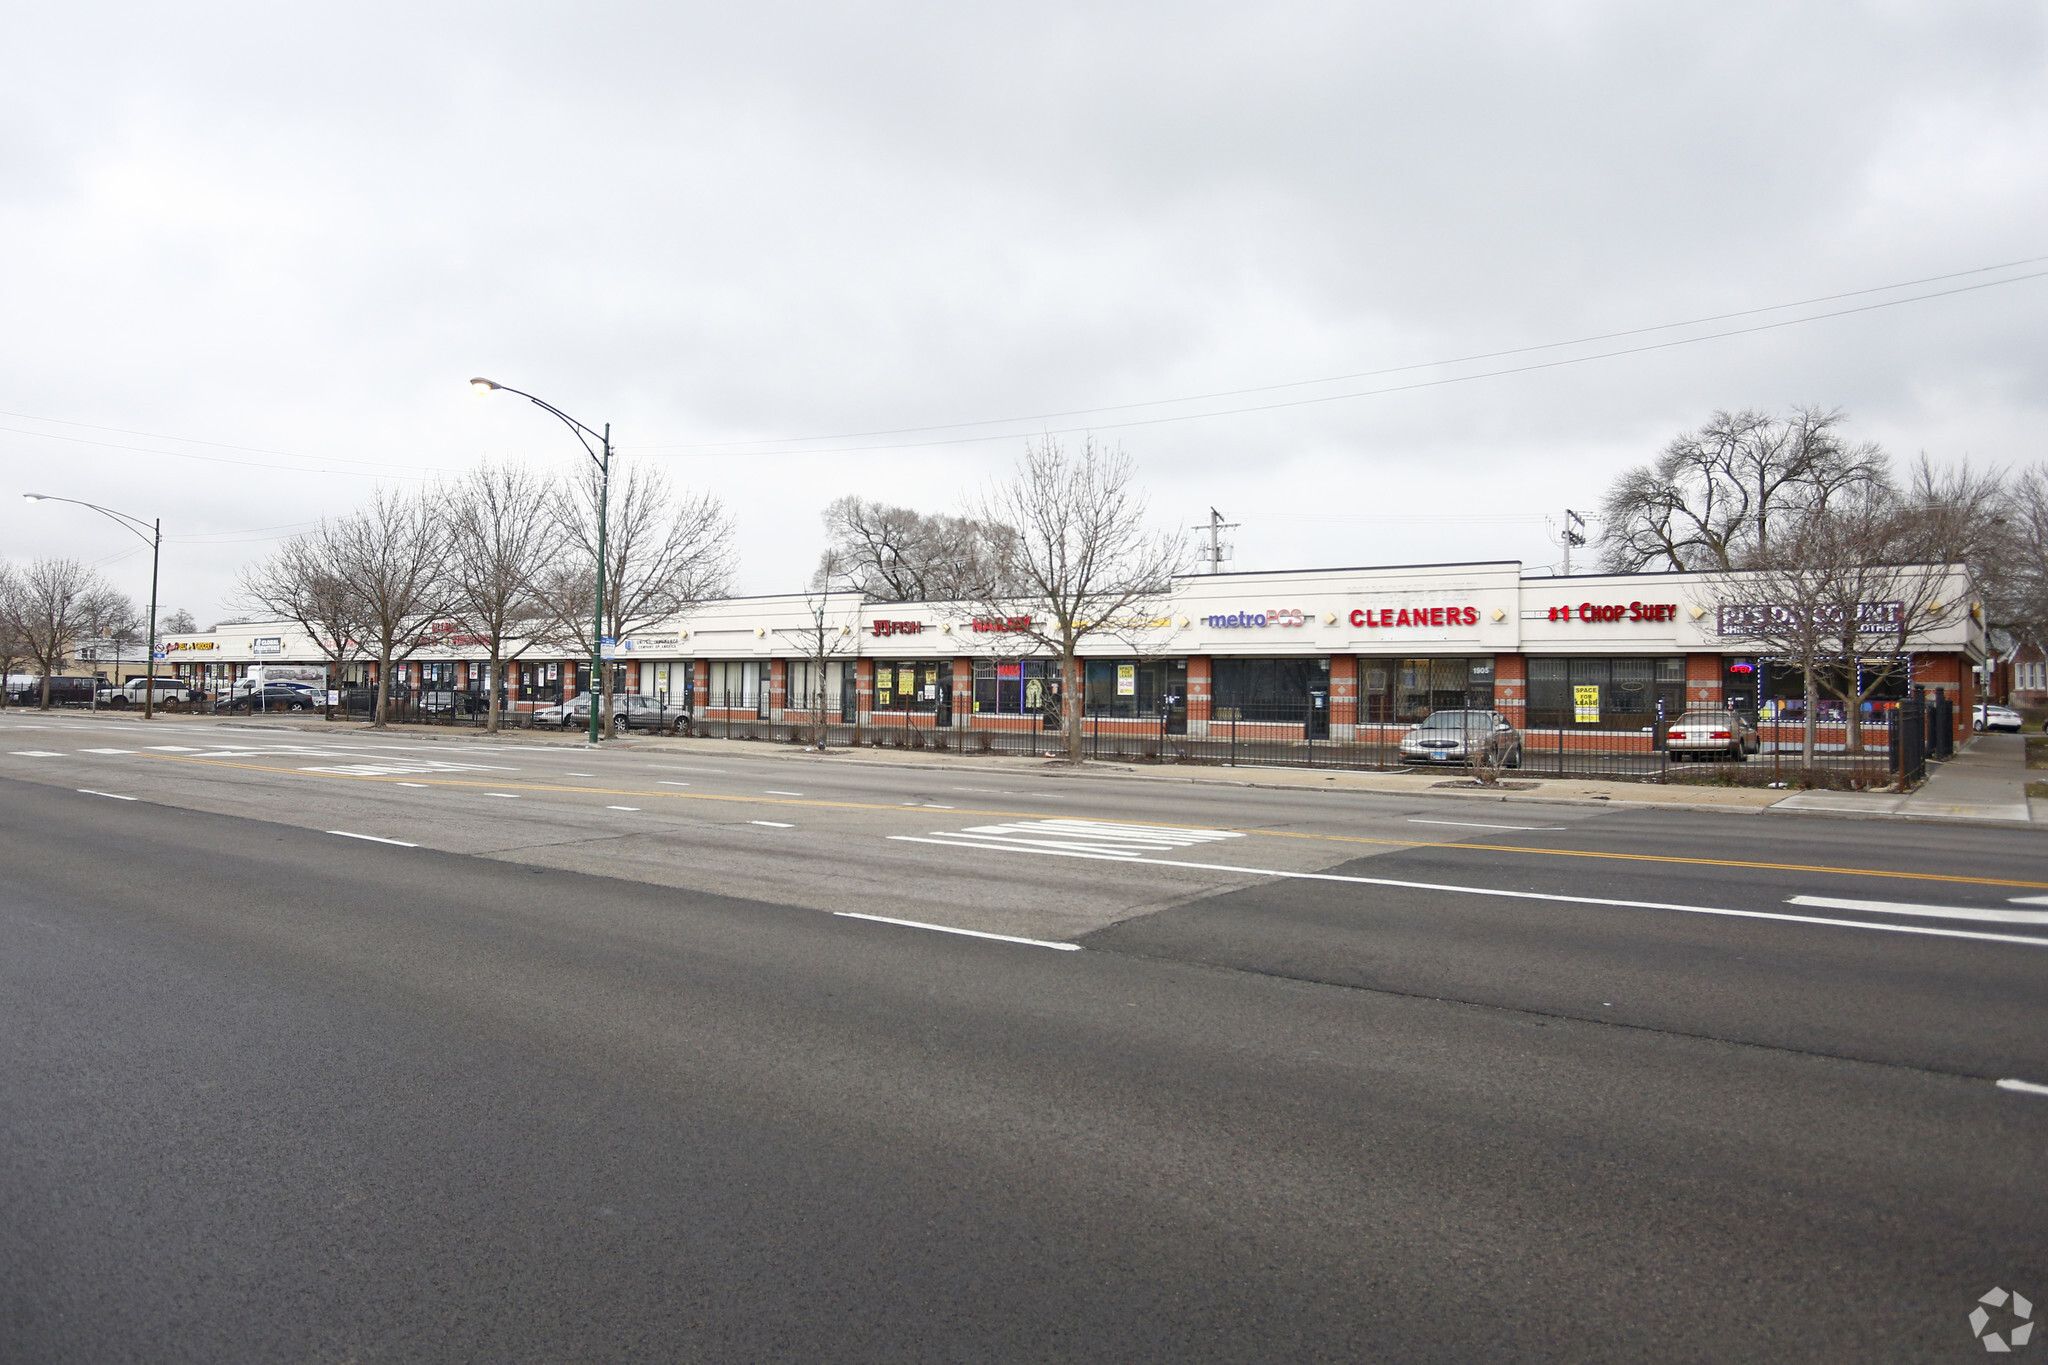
[143,687,1924,789]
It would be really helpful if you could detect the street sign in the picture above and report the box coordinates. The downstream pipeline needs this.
[600,637,618,661]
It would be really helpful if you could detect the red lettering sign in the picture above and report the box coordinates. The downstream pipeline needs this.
[1547,602,1676,623]
[1346,606,1479,628]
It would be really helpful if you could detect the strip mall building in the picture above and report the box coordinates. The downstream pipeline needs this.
[162,560,1986,743]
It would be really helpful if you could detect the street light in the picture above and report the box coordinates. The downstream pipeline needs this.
[23,493,163,721]
[470,377,612,743]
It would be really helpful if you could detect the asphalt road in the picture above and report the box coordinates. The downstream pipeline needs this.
[3,711,2045,1361]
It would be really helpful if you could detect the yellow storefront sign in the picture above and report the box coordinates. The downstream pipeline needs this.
[1573,685,1601,724]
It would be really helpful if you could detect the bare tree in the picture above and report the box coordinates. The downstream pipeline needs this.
[444,463,560,734]
[538,462,735,737]
[5,558,119,709]
[0,564,27,707]
[159,607,198,635]
[816,496,1017,601]
[2005,464,2048,651]
[969,438,1183,762]
[1598,408,1891,572]
[238,530,366,703]
[323,488,447,727]
[1712,488,1963,769]
[776,554,863,748]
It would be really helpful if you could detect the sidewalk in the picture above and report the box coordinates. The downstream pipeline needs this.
[1772,734,2038,825]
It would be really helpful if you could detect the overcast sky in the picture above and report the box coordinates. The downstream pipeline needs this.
[4,3,2044,626]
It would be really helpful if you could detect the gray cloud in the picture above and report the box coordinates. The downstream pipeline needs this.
[3,2,2043,617]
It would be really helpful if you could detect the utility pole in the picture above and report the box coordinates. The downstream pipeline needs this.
[1193,508,1240,574]
[1561,509,1586,576]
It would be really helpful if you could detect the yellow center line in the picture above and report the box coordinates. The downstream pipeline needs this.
[131,752,2048,891]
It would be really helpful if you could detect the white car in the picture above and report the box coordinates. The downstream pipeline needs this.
[1974,703,2024,733]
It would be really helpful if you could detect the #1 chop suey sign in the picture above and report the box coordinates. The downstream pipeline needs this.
[1549,601,1678,623]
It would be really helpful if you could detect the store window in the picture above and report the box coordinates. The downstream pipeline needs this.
[787,660,849,720]
[973,658,1057,715]
[1082,659,1187,719]
[706,660,765,715]
[873,660,942,712]
[1527,657,1683,728]
[651,661,693,707]
[1358,657,1493,723]
[1726,656,1911,723]
[1211,657,1331,722]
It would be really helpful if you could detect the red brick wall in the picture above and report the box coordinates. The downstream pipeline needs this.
[1186,656,1213,724]
[1329,655,1358,727]
[1493,654,1526,727]
[1686,654,1722,708]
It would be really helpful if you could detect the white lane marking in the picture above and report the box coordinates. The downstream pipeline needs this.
[953,787,1015,794]
[79,748,136,755]
[77,789,137,801]
[1787,895,2048,926]
[887,839,2048,950]
[1409,818,1567,832]
[607,805,641,811]
[9,751,63,757]
[484,792,519,799]
[657,780,690,786]
[327,830,419,847]
[765,789,805,796]
[750,820,794,828]
[395,782,428,788]
[146,745,203,752]
[921,803,956,809]
[833,911,1081,952]
[2011,895,2048,906]
[1997,1078,2048,1096]
[566,772,595,777]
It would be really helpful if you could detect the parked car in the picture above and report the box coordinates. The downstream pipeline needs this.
[533,693,685,735]
[1399,708,1523,767]
[612,694,690,735]
[420,689,486,717]
[6,676,97,707]
[534,694,591,729]
[123,676,192,704]
[1665,708,1760,761]
[1974,703,2025,733]
[238,682,318,711]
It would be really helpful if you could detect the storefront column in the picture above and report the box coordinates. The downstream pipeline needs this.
[952,657,973,725]
[691,660,709,713]
[1912,652,1972,745]
[1328,655,1358,739]
[768,659,788,721]
[1493,654,1527,729]
[855,658,876,724]
[1685,654,1722,710]
[562,661,577,698]
[1185,656,1212,737]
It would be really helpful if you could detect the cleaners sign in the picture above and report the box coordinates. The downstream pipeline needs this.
[1347,606,1480,628]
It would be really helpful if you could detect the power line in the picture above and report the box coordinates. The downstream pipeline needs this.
[623,253,2048,453]
[628,266,2048,459]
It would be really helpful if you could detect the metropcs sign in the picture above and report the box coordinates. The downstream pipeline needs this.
[1206,608,1307,628]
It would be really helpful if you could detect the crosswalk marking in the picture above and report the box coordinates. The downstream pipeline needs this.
[892,818,1244,861]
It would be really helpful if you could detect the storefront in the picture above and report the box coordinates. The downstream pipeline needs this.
[153,559,1983,745]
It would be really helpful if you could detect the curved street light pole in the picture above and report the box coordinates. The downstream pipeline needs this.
[471,378,612,743]
[21,494,162,720]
